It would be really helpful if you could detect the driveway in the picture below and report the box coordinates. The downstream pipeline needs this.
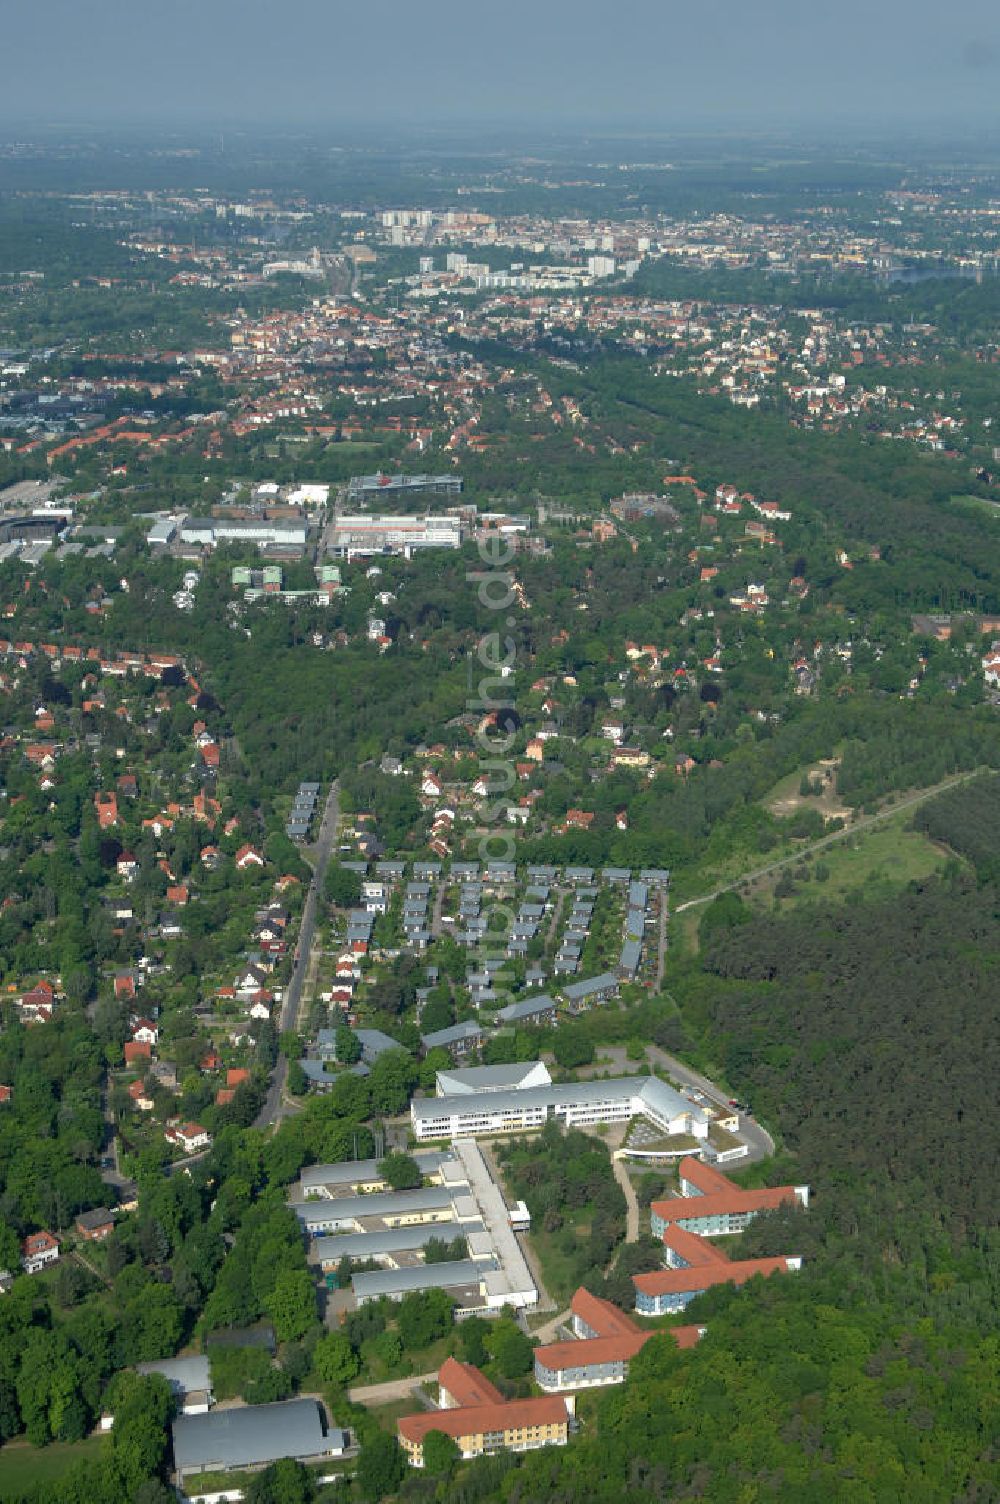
[348,1373,438,1406]
[576,1044,774,1164]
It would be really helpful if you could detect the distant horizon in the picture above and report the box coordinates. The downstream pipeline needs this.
[3,116,1000,157]
[4,0,1000,139]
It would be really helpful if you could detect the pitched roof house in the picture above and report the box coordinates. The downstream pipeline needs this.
[398,1358,569,1467]
[534,1286,703,1392]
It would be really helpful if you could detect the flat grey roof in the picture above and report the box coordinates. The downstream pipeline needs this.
[562,971,619,1000]
[136,1355,211,1395]
[295,1185,456,1226]
[421,1021,484,1050]
[352,1258,485,1301]
[437,1062,542,1093]
[620,938,642,972]
[299,1151,447,1193]
[314,1221,482,1263]
[172,1399,340,1474]
[496,994,556,1022]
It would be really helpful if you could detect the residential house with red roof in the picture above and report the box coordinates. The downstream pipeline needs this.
[94,791,119,829]
[21,1230,60,1275]
[128,1079,155,1111]
[164,1123,211,1154]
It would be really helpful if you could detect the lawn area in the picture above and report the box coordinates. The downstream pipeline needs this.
[367,1398,421,1434]
[357,1332,454,1386]
[764,752,850,822]
[747,816,954,909]
[951,493,1000,518]
[0,1436,108,1499]
[519,1219,595,1307]
[185,1459,354,1499]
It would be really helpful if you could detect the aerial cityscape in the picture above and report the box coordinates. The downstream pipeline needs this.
[0,5,998,1503]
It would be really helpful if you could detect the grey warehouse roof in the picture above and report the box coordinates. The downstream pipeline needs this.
[299,1151,448,1194]
[172,1399,341,1474]
[295,1185,455,1226]
[136,1355,211,1396]
[352,1258,487,1301]
[314,1220,483,1263]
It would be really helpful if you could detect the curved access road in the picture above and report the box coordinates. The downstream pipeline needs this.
[577,1044,775,1165]
[254,779,340,1129]
[646,1043,775,1163]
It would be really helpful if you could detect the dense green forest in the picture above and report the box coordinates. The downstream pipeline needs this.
[913,773,1000,885]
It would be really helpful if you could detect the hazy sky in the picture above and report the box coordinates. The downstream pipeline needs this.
[5,0,1000,132]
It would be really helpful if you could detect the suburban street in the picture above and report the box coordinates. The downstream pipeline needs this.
[254,778,340,1129]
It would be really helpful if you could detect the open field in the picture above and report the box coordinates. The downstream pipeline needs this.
[951,493,1000,518]
[356,1333,454,1388]
[744,815,955,909]
[765,754,851,821]
[0,1436,107,1498]
[671,828,829,906]
[368,1397,422,1434]
[674,767,985,925]
[518,1220,594,1306]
